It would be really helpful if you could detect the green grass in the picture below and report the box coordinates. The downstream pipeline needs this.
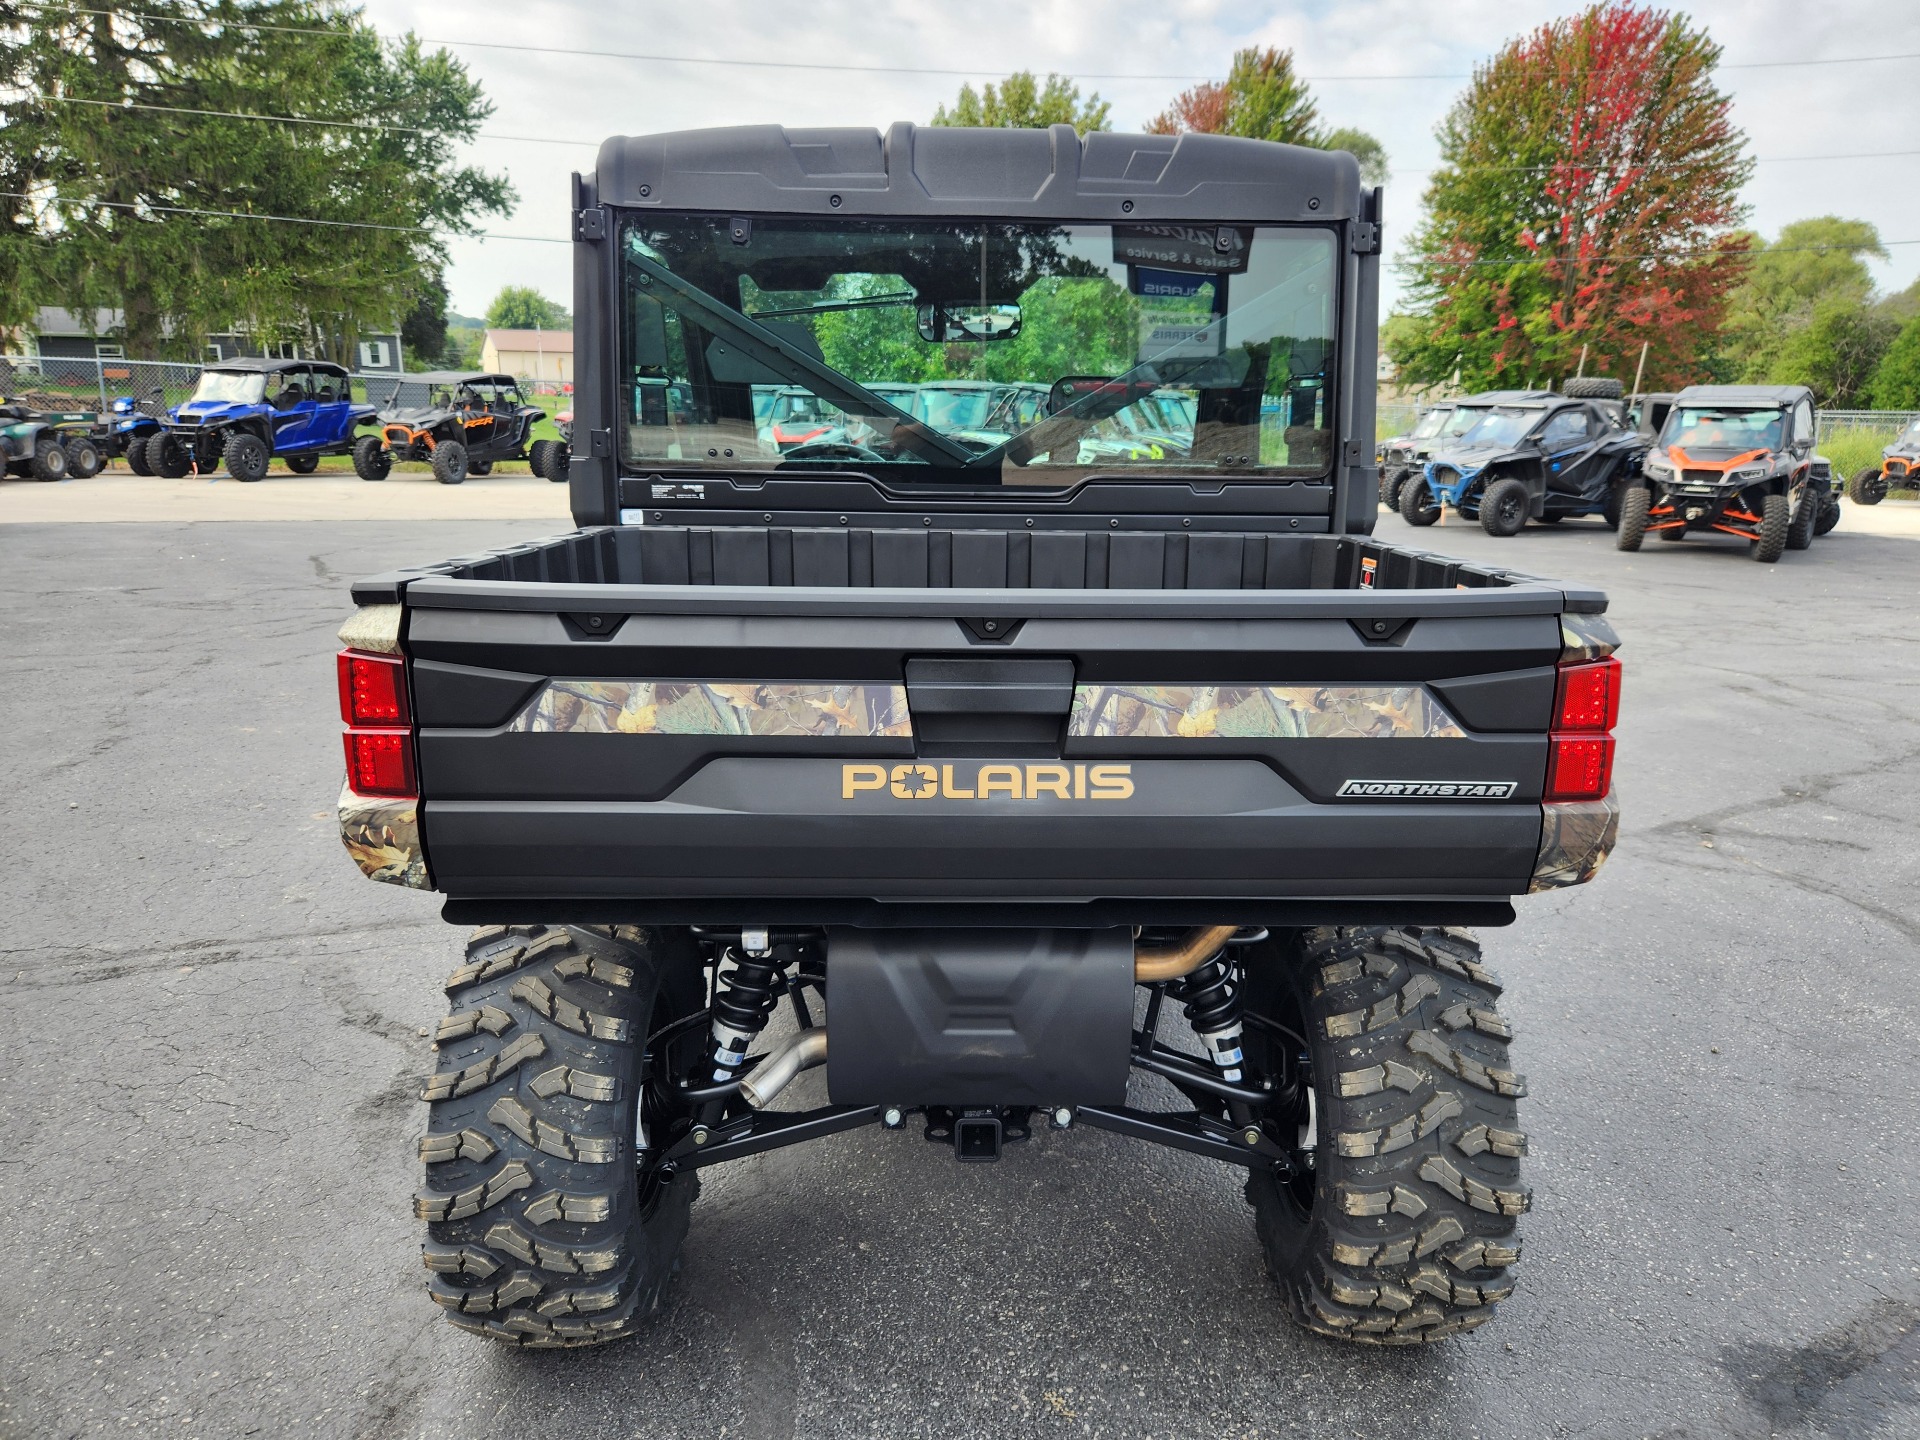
[1819,429,1896,481]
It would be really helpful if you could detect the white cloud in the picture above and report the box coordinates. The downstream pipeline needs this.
[361,0,1920,323]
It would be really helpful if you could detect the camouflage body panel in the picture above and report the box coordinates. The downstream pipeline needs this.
[509,681,913,737]
[339,783,429,889]
[1529,794,1619,892]
[1559,613,1619,664]
[1067,685,1466,740]
[339,604,403,655]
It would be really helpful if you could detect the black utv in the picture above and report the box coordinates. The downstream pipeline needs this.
[1399,392,1645,535]
[1845,414,1919,505]
[1620,384,1835,560]
[356,372,545,485]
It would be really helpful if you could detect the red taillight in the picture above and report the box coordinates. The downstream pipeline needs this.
[1554,657,1620,732]
[338,650,410,726]
[344,729,416,797]
[1545,734,1614,802]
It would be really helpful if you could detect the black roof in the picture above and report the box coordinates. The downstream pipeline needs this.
[405,371,518,386]
[206,357,348,376]
[591,123,1361,224]
[1672,384,1811,407]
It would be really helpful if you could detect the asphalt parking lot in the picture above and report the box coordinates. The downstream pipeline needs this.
[3,503,1917,1439]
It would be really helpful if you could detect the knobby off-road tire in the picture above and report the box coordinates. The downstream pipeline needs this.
[1846,466,1887,505]
[64,435,103,478]
[1398,475,1440,527]
[145,433,193,479]
[125,436,154,475]
[30,434,68,481]
[432,439,469,485]
[1786,488,1817,551]
[352,435,391,481]
[1560,376,1623,401]
[224,432,270,482]
[1752,491,1790,563]
[1479,477,1531,537]
[541,442,571,484]
[1815,496,1842,536]
[416,923,704,1347]
[1378,467,1405,511]
[1616,485,1649,550]
[1244,927,1527,1344]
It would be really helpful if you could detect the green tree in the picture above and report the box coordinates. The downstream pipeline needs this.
[931,72,1110,135]
[1145,48,1389,185]
[0,2,513,360]
[1762,298,1897,407]
[402,270,449,367]
[1722,218,1887,379]
[485,286,570,330]
[1869,315,1920,409]
[1395,2,1750,392]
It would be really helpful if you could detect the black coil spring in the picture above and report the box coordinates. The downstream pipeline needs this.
[1170,956,1240,1036]
[711,947,787,1036]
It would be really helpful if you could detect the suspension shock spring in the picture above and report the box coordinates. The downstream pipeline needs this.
[1170,953,1245,1086]
[706,933,790,1086]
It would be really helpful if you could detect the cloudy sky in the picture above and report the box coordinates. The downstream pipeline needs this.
[359,0,1920,322]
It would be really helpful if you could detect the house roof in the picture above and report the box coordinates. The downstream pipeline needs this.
[484,329,574,351]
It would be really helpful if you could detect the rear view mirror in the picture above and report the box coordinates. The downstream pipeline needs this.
[917,303,1022,343]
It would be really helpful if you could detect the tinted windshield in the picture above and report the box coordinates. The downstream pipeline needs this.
[1452,407,1539,448]
[617,215,1337,484]
[190,371,267,406]
[1409,407,1450,440]
[1661,406,1784,452]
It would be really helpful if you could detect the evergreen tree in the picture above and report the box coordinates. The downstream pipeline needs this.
[932,73,1109,135]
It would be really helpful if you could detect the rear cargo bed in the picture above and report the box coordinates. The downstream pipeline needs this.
[352,526,1605,928]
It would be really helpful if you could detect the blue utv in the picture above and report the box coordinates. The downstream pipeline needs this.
[143,358,377,481]
[1397,389,1646,536]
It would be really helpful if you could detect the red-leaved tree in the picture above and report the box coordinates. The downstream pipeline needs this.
[1392,2,1752,391]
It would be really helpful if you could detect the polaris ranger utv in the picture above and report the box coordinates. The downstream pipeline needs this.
[334,123,1621,1349]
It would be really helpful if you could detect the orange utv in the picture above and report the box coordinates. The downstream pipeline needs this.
[354,371,544,485]
[1617,384,1838,562]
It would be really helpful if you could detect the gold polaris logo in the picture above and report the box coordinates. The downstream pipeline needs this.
[842,762,1134,801]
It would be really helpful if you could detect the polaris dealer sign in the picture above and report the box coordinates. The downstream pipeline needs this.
[1336,779,1519,799]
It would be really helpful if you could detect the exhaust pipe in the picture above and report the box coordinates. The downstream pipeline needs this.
[1133,925,1238,983]
[739,1027,828,1107]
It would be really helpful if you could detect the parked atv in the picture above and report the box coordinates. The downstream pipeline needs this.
[144,359,376,481]
[1845,415,1920,505]
[1400,393,1645,535]
[0,400,77,480]
[105,389,168,474]
[359,371,543,485]
[1619,384,1831,562]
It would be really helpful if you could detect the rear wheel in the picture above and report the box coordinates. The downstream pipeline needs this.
[1398,475,1440,527]
[1846,467,1887,505]
[1616,485,1649,550]
[1243,927,1526,1344]
[1814,496,1841,537]
[353,435,391,482]
[30,434,68,481]
[1752,492,1790,562]
[125,434,154,475]
[432,439,469,485]
[1478,478,1530,537]
[224,432,270,483]
[417,924,705,1347]
[64,435,103,478]
[541,442,571,484]
[530,439,553,477]
[284,452,320,475]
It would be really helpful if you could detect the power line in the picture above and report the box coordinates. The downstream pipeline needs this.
[11,0,1920,83]
[24,93,1920,174]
